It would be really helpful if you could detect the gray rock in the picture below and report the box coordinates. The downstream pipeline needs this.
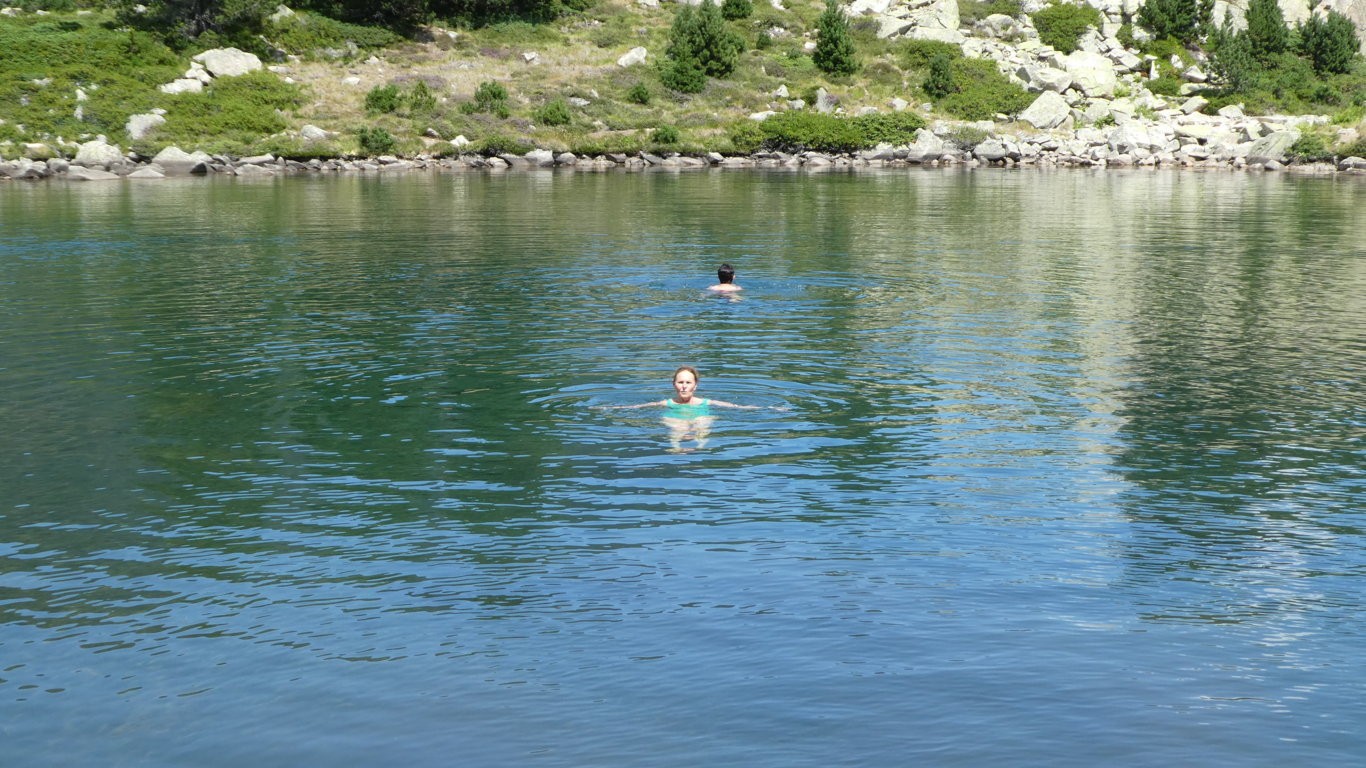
[525,149,555,166]
[1339,156,1366,171]
[815,88,839,114]
[22,143,56,160]
[127,167,166,179]
[300,124,332,142]
[555,152,578,165]
[126,113,166,141]
[1020,91,1071,129]
[159,79,204,95]
[974,139,1011,161]
[66,165,121,181]
[73,138,124,168]
[617,47,648,67]
[239,153,276,165]
[1246,130,1301,165]
[1065,51,1118,98]
[192,48,264,78]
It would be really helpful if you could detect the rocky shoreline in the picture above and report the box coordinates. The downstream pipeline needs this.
[4,130,1365,181]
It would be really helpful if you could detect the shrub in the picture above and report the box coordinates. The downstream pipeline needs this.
[728,119,767,152]
[813,0,859,76]
[357,126,396,155]
[721,0,752,20]
[958,0,1025,25]
[849,111,927,144]
[660,52,708,93]
[1332,105,1365,125]
[934,57,1033,119]
[924,51,954,98]
[535,98,572,126]
[407,80,437,113]
[626,82,652,105]
[476,133,531,155]
[365,83,402,113]
[1137,0,1213,44]
[1147,75,1184,95]
[754,111,864,152]
[943,125,990,150]
[267,12,402,56]
[155,70,301,151]
[1339,137,1366,157]
[1244,0,1289,59]
[900,38,962,69]
[1031,2,1103,54]
[1288,132,1332,162]
[1299,10,1360,75]
[653,124,681,144]
[462,80,511,117]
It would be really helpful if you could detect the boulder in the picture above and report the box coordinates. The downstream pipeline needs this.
[300,124,332,142]
[159,79,204,95]
[974,139,1011,161]
[66,165,121,181]
[525,149,555,166]
[192,48,264,78]
[1020,65,1073,93]
[1246,130,1301,165]
[617,47,648,67]
[1065,51,1118,98]
[22,143,57,160]
[127,167,166,180]
[126,113,166,141]
[73,138,124,168]
[1020,90,1072,129]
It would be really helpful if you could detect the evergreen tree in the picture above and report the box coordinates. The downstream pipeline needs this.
[1244,0,1289,58]
[721,0,752,20]
[1137,0,1213,43]
[1298,10,1361,75]
[924,52,954,99]
[813,0,858,76]
[663,0,742,90]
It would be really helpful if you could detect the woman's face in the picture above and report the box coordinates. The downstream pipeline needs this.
[672,370,698,401]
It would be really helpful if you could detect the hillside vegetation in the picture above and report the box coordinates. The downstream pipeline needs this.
[1,0,1363,160]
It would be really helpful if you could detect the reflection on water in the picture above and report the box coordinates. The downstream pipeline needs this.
[1,170,1364,766]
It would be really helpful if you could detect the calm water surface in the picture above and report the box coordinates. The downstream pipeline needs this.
[1,169,1363,766]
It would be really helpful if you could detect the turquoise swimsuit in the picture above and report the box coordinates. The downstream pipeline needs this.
[664,398,711,418]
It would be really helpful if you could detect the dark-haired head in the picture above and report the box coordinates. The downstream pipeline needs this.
[717,264,735,284]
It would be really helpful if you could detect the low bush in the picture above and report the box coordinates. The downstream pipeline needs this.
[154,71,302,152]
[626,82,652,105]
[476,133,532,155]
[535,98,573,126]
[958,0,1025,25]
[729,110,928,153]
[653,124,681,143]
[462,80,511,118]
[899,38,962,69]
[357,126,396,155]
[1338,137,1366,157]
[1288,132,1332,162]
[934,57,1033,119]
[1031,1,1103,54]
[267,12,402,57]
[407,80,438,114]
[366,84,402,113]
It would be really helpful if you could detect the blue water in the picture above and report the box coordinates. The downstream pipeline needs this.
[1,169,1363,766]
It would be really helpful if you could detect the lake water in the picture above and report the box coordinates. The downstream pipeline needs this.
[1,168,1363,767]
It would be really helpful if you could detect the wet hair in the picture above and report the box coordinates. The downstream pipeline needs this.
[716,264,735,284]
[673,365,699,382]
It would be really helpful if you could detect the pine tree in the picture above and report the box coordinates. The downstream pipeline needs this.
[1298,10,1361,75]
[924,52,954,99]
[813,0,858,76]
[1137,0,1213,43]
[1244,0,1289,59]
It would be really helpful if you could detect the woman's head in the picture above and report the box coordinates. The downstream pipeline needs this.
[672,366,699,400]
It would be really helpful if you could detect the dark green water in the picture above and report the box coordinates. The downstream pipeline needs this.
[1,169,1363,766]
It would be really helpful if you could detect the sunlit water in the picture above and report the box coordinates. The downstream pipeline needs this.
[1,169,1363,766]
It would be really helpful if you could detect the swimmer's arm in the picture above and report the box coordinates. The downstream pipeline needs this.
[593,400,666,410]
[711,399,789,411]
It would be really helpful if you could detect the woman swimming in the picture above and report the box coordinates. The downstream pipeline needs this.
[598,365,762,451]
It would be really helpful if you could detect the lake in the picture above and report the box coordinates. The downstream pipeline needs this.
[1,168,1363,767]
